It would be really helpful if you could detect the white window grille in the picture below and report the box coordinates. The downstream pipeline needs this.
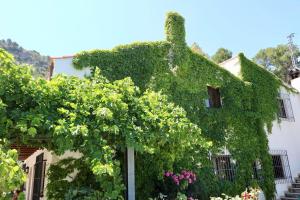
[253,150,292,184]
[278,93,294,122]
[212,154,236,181]
[270,150,293,184]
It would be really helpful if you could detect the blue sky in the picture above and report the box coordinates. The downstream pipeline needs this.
[1,0,299,58]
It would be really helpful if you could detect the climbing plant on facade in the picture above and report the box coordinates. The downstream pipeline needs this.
[0,145,26,199]
[73,12,287,199]
[0,48,210,199]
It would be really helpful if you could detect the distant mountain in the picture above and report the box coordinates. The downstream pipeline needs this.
[0,39,50,77]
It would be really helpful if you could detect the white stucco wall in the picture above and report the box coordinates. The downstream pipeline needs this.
[219,55,241,77]
[267,80,300,198]
[24,149,82,200]
[52,57,91,78]
[291,77,300,91]
[24,149,53,200]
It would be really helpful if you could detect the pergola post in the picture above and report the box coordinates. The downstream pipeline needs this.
[127,147,135,200]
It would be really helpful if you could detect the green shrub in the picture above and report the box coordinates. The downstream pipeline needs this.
[0,145,26,199]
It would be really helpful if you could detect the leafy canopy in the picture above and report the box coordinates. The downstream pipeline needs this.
[211,48,233,64]
[0,145,26,199]
[253,44,300,82]
[0,48,210,199]
[190,42,209,58]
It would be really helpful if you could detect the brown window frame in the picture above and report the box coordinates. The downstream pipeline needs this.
[207,86,222,108]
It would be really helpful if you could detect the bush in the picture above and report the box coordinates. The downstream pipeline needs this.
[151,170,198,200]
[0,145,26,199]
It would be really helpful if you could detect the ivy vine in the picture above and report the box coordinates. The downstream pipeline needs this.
[73,12,285,199]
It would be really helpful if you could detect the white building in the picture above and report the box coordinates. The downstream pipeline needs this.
[22,55,300,200]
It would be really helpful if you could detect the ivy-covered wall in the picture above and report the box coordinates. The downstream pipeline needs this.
[73,12,283,199]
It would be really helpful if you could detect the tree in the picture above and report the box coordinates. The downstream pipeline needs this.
[211,48,233,64]
[0,49,210,199]
[253,44,300,83]
[190,42,209,58]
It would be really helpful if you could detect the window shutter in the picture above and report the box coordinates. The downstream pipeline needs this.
[32,153,46,200]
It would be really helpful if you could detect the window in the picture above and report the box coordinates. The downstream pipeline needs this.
[214,150,292,184]
[272,155,285,179]
[278,99,287,118]
[32,153,46,200]
[213,155,235,181]
[253,160,262,181]
[278,93,294,121]
[270,150,292,184]
[206,86,222,108]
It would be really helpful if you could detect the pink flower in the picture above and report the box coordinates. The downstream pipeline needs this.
[179,175,184,180]
[164,171,173,177]
[163,170,197,186]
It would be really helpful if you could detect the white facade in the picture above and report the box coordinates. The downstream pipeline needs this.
[51,56,91,78]
[267,78,300,197]
[219,56,242,78]
[24,149,52,200]
[24,149,81,200]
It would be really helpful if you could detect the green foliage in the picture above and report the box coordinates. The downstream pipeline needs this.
[0,48,15,68]
[239,53,282,131]
[165,12,186,46]
[47,158,105,200]
[73,12,283,199]
[73,41,170,91]
[211,48,233,64]
[18,192,26,200]
[239,53,283,199]
[253,44,300,82]
[0,145,26,199]
[0,48,210,199]
[190,42,209,58]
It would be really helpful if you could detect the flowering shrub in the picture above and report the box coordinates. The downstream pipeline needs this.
[152,170,198,200]
[210,188,260,200]
[164,170,197,186]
